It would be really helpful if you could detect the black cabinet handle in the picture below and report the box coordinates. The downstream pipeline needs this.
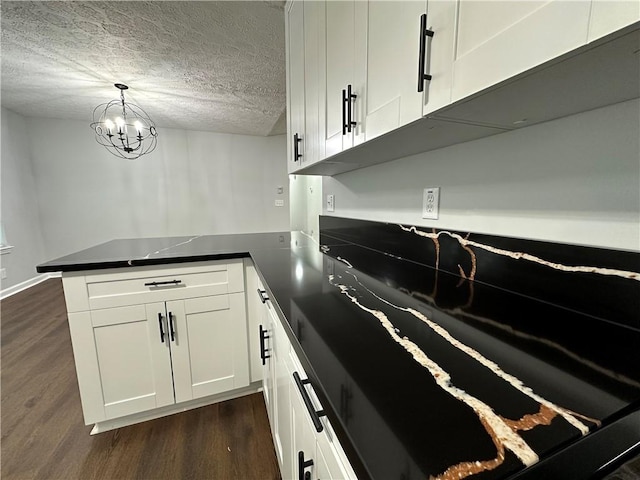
[257,288,269,304]
[346,84,357,133]
[259,324,270,365]
[293,133,302,162]
[298,451,314,480]
[158,313,165,343]
[341,88,348,135]
[293,371,326,432]
[417,13,435,92]
[144,279,182,287]
[168,311,176,342]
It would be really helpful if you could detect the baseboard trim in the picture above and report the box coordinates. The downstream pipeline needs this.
[90,383,263,435]
[0,272,61,300]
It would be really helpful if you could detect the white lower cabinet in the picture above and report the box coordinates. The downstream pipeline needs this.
[286,349,357,480]
[63,260,250,430]
[167,294,249,403]
[251,273,356,479]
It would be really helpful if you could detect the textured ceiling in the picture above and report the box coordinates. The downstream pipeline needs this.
[1,1,287,136]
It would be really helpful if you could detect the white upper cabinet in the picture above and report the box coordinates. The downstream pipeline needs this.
[588,0,640,42]
[324,0,367,158]
[303,0,326,167]
[364,1,427,140]
[364,0,457,141]
[286,1,306,172]
[451,1,592,103]
[285,0,638,175]
[287,1,329,173]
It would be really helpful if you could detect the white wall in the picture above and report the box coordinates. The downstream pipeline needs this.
[290,174,322,243]
[323,99,640,251]
[0,108,47,288]
[26,117,289,260]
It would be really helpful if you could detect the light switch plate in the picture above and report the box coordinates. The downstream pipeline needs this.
[422,187,440,219]
[326,194,335,212]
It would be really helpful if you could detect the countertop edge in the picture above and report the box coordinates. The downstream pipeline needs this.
[36,252,251,273]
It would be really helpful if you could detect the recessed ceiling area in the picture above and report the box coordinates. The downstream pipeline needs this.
[1,1,287,136]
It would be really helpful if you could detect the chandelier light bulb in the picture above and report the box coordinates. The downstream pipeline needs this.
[90,83,158,160]
[105,118,114,134]
[115,117,125,134]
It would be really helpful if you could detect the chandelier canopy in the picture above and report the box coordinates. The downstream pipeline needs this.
[91,83,158,160]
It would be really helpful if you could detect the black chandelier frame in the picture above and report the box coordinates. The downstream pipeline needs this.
[91,83,158,160]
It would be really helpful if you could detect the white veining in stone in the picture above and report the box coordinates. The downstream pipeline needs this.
[398,225,640,281]
[1,1,286,136]
[328,274,540,469]
[398,283,640,390]
[347,271,597,435]
[336,256,353,268]
[142,235,203,260]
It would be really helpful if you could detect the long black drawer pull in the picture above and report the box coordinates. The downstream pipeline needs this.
[417,13,435,92]
[293,133,302,162]
[346,84,357,133]
[257,288,269,304]
[293,371,325,432]
[168,311,176,342]
[298,451,314,480]
[158,313,165,343]
[259,324,270,365]
[144,279,182,287]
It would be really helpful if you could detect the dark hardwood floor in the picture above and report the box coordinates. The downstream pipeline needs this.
[1,278,281,480]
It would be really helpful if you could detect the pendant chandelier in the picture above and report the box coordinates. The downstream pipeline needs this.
[91,83,158,160]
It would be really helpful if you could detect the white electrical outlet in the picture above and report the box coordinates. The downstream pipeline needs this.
[275,199,284,207]
[1,268,6,279]
[326,194,335,212]
[422,187,440,219]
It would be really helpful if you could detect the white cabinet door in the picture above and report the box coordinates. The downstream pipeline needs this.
[303,0,326,168]
[324,0,367,158]
[364,1,427,140]
[588,0,640,42]
[263,306,276,420]
[452,0,591,102]
[169,293,250,403]
[274,316,294,480]
[291,379,318,480]
[102,304,174,419]
[244,260,264,384]
[363,0,457,141]
[287,0,306,172]
[421,0,457,116]
[316,432,354,480]
[70,304,175,424]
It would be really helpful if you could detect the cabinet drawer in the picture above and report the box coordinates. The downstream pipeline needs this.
[63,260,245,312]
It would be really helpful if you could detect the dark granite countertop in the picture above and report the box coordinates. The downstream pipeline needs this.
[36,226,640,480]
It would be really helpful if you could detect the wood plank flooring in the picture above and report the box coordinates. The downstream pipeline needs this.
[1,279,281,480]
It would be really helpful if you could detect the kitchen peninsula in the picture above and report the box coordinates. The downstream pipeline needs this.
[36,217,640,480]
